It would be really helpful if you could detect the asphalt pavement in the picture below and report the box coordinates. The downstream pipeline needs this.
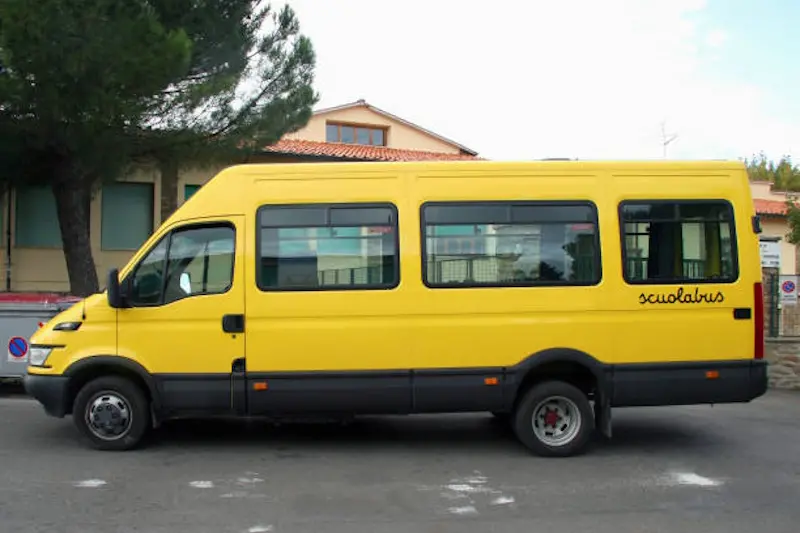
[1,384,799,533]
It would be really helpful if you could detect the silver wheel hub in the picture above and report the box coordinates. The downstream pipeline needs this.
[532,396,581,446]
[86,392,132,441]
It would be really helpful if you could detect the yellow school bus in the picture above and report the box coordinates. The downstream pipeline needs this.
[24,160,768,456]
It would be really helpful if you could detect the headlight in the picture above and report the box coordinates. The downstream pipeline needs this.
[28,347,53,367]
[54,321,81,331]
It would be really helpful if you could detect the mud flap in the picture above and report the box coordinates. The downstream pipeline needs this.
[594,389,612,439]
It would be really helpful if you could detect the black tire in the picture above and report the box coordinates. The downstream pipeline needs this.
[512,380,594,457]
[72,376,151,451]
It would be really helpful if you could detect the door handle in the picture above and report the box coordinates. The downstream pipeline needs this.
[733,308,752,320]
[222,314,245,333]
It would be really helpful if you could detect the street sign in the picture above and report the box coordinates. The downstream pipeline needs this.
[7,336,28,362]
[760,240,781,268]
[780,276,798,306]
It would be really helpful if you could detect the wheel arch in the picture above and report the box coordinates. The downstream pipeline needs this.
[506,348,611,409]
[63,356,160,415]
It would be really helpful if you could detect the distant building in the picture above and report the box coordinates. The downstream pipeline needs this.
[266,99,479,161]
[750,180,797,275]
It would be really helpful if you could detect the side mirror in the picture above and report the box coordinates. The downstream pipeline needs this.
[107,268,124,309]
[179,272,192,294]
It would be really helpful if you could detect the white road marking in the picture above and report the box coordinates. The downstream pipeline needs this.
[237,477,265,484]
[246,526,273,533]
[491,495,515,505]
[664,472,723,487]
[433,471,516,515]
[189,480,215,489]
[73,479,106,488]
[445,483,493,494]
[448,506,478,515]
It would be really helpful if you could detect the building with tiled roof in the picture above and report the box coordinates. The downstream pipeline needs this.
[264,99,480,162]
[751,180,800,275]
[754,198,791,217]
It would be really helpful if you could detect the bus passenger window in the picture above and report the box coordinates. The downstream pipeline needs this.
[257,204,399,291]
[421,201,601,287]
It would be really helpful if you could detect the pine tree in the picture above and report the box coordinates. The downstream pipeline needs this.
[0,0,316,295]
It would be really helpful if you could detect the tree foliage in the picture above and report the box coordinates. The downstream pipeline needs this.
[744,152,800,191]
[132,1,317,171]
[0,0,317,296]
[785,204,800,246]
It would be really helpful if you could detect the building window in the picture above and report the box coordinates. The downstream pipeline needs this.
[429,225,489,256]
[620,201,737,284]
[101,182,154,251]
[257,203,399,291]
[422,202,601,287]
[325,122,387,146]
[127,224,235,307]
[15,186,62,248]
[184,184,202,202]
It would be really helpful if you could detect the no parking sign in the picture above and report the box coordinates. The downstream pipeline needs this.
[780,275,798,306]
[7,336,29,363]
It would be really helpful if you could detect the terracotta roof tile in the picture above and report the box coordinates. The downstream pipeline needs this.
[262,139,482,162]
[754,199,792,216]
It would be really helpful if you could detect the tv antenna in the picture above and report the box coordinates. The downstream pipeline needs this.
[661,121,678,158]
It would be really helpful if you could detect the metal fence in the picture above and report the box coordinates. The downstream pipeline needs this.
[763,270,800,337]
[626,258,709,280]
[426,255,598,285]
[764,270,780,337]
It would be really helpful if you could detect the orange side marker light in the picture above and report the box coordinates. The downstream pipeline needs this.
[705,370,719,380]
[484,377,499,386]
[253,382,268,391]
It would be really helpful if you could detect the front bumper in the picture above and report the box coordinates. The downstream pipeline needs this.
[24,373,70,417]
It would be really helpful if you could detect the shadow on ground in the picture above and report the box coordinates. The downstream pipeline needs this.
[129,409,724,457]
[5,381,737,457]
[0,381,25,397]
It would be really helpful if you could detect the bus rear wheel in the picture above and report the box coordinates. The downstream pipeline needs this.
[512,380,594,457]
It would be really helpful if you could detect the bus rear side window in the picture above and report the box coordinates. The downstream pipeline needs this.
[421,201,601,288]
[620,201,737,284]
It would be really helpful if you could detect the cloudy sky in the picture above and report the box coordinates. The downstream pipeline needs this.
[281,0,798,162]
